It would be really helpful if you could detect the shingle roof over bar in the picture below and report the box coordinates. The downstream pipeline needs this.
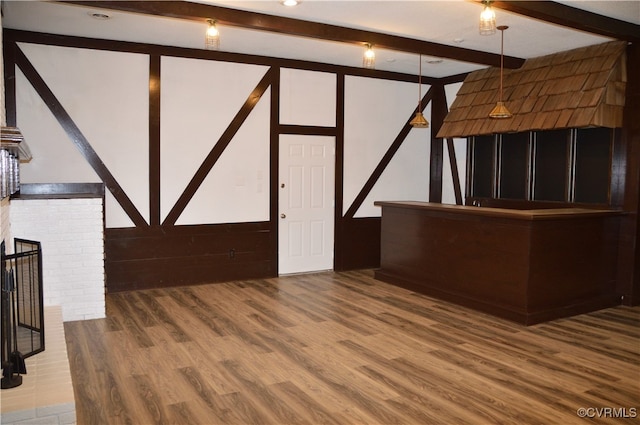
[437,41,627,138]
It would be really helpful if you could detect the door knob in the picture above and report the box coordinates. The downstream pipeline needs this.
[280,213,286,219]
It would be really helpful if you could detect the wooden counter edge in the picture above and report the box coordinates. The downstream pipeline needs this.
[374,201,625,220]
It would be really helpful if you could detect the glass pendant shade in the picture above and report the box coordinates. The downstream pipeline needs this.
[479,4,496,35]
[205,19,220,50]
[363,44,375,69]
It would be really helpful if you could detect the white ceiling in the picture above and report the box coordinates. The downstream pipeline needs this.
[2,1,639,78]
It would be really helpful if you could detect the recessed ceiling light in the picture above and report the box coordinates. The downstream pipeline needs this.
[89,12,111,20]
[281,0,300,6]
[426,58,443,64]
[453,37,465,44]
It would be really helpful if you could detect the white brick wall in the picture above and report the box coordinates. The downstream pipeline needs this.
[1,196,10,250]
[10,198,105,321]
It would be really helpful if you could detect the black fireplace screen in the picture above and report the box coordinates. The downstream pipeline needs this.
[1,238,44,364]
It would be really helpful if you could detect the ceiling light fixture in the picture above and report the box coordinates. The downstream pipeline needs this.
[489,25,512,119]
[410,54,429,128]
[479,0,496,35]
[281,0,300,6]
[363,43,375,69]
[205,19,220,50]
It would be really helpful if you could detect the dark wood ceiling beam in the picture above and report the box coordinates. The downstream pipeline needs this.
[60,0,525,69]
[488,1,640,42]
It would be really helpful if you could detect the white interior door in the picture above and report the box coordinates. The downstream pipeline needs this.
[279,135,335,274]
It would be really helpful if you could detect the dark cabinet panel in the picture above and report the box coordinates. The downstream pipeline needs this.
[467,127,614,207]
[575,127,612,204]
[471,135,495,198]
[533,129,570,202]
[375,201,621,325]
[499,132,529,200]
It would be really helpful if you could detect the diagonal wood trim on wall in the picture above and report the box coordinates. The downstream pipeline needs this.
[343,87,435,219]
[14,44,149,227]
[162,67,277,226]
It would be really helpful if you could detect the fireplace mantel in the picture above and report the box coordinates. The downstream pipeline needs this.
[1,127,32,199]
[1,127,31,159]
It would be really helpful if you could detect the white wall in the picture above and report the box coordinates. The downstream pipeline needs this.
[442,82,467,205]
[344,76,431,217]
[15,43,458,227]
[10,198,105,322]
[161,57,271,225]
[17,43,149,228]
[280,68,336,126]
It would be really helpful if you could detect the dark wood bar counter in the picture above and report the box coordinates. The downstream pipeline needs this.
[374,201,623,325]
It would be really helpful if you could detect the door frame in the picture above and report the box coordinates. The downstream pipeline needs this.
[277,134,336,275]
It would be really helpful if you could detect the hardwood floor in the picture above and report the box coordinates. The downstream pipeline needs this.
[64,270,640,424]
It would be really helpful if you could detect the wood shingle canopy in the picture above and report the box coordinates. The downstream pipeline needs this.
[437,41,627,138]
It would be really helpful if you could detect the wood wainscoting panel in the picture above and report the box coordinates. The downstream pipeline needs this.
[335,217,381,271]
[105,222,274,292]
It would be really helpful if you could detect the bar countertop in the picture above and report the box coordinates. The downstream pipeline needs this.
[374,201,624,220]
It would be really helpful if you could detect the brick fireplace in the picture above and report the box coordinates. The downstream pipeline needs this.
[1,177,105,424]
[9,184,106,322]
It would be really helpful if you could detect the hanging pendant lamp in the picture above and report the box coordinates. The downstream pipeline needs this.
[479,0,497,35]
[363,43,375,69]
[489,25,512,119]
[410,54,429,128]
[205,19,220,50]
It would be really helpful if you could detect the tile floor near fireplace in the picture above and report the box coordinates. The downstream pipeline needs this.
[0,306,76,424]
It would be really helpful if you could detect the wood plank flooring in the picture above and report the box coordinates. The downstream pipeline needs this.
[64,270,640,424]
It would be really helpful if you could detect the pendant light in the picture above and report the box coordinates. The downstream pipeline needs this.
[363,44,375,69]
[410,54,429,128]
[489,25,512,119]
[479,0,496,35]
[205,19,220,50]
